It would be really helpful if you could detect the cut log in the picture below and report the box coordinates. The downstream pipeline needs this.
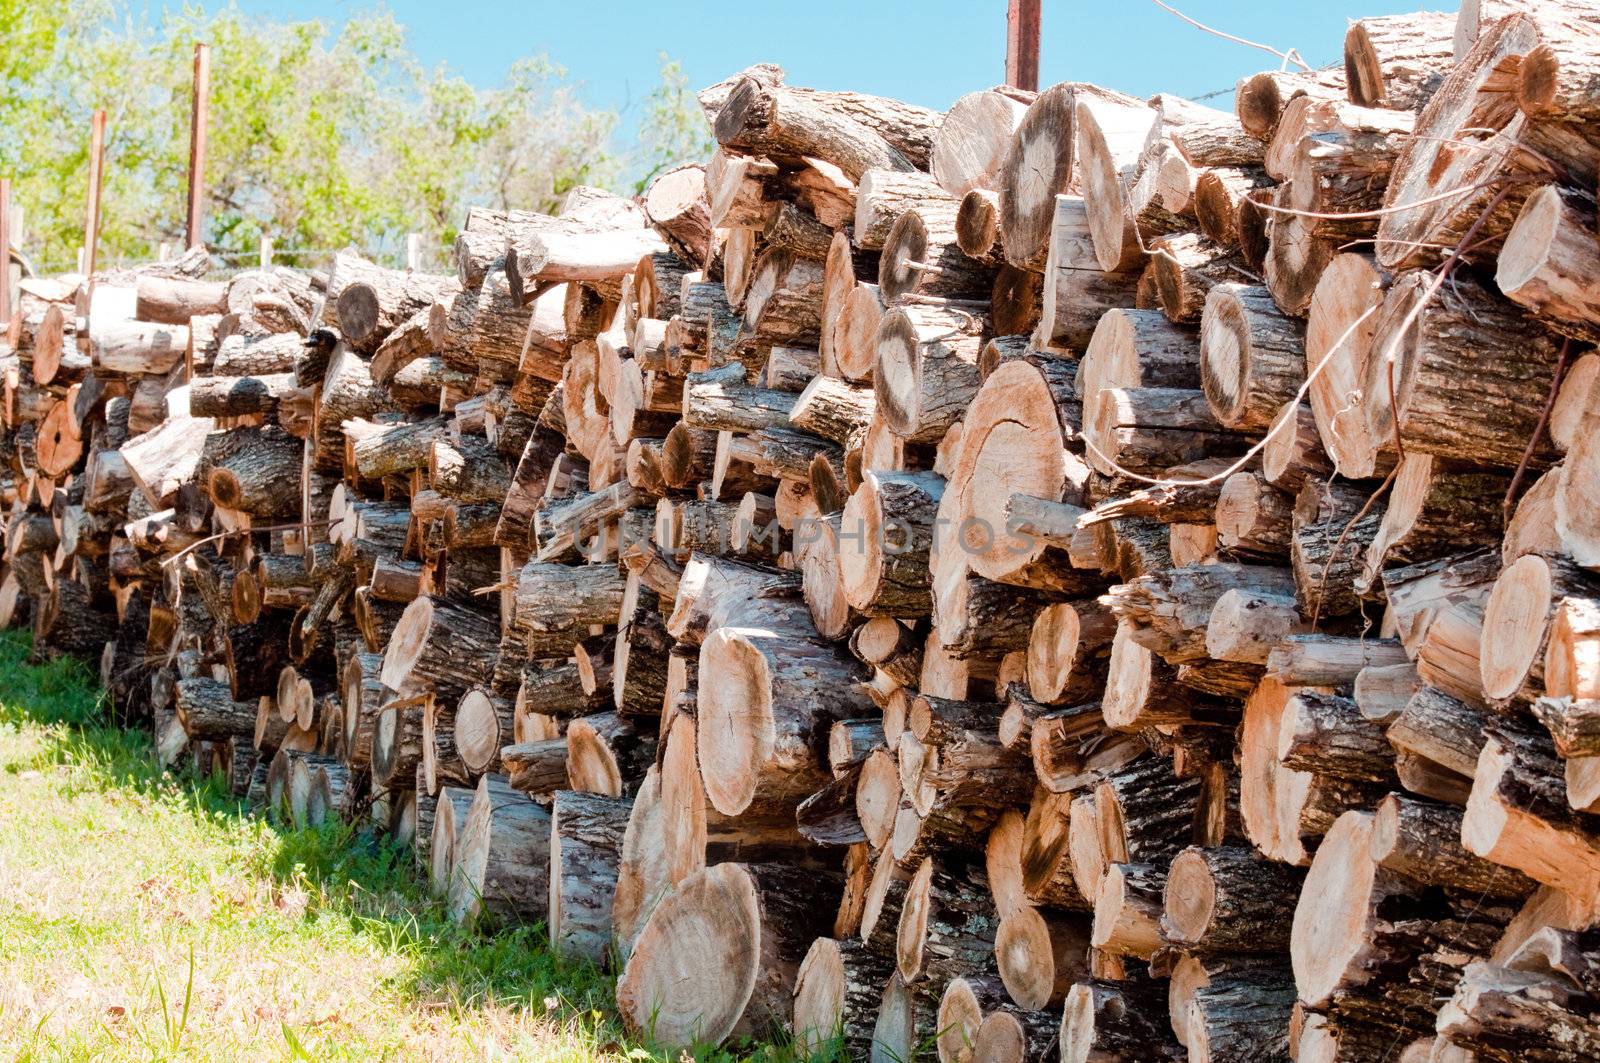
[446,775,551,928]
[999,84,1149,272]
[547,789,630,965]
[792,937,895,1060]
[1200,282,1306,432]
[617,861,836,1049]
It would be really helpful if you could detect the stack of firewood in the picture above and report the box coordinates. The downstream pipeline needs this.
[4,1,1600,1059]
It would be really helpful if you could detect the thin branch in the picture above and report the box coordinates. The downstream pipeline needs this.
[1503,337,1572,523]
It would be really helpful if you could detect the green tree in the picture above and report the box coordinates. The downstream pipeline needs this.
[0,4,708,273]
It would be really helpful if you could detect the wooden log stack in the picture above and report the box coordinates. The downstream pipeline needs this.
[4,5,1600,1059]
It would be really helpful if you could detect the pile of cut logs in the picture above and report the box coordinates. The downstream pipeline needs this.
[5,1,1600,1058]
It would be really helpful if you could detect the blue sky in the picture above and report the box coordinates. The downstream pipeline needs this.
[222,0,1449,114]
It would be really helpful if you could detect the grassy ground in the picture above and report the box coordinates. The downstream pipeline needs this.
[0,631,806,1062]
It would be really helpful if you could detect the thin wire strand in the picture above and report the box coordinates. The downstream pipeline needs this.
[1077,302,1381,494]
[1148,0,1312,71]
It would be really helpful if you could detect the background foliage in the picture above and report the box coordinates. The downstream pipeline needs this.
[0,2,712,273]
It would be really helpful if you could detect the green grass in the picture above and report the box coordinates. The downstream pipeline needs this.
[0,631,814,1062]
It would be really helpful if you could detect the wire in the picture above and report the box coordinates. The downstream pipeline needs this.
[1077,301,1381,494]
[1148,0,1312,71]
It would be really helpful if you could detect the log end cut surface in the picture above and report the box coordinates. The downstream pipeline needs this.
[616,862,760,1049]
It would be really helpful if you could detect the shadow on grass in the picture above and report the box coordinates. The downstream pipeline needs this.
[0,630,825,1062]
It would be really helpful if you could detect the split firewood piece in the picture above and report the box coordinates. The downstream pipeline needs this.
[1343,11,1457,110]
[1034,196,1140,354]
[422,691,471,795]
[617,861,838,1050]
[1060,977,1184,1063]
[791,936,895,1060]
[1464,720,1600,900]
[447,774,551,929]
[714,74,924,180]
[1161,845,1302,953]
[1533,697,1600,771]
[788,374,873,449]
[1436,947,1600,1063]
[998,83,1149,272]
[120,412,216,507]
[547,789,630,965]
[1100,622,1237,728]
[1081,456,1233,528]
[665,554,803,645]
